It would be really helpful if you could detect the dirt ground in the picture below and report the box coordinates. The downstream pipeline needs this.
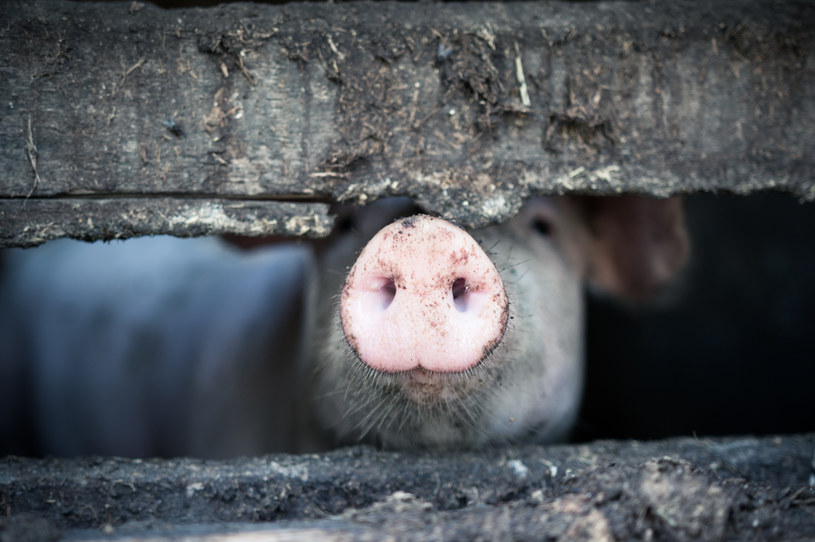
[1,434,813,541]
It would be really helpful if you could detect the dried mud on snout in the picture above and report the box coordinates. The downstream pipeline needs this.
[1,434,813,540]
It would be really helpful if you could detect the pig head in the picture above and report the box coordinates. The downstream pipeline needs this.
[305,196,688,451]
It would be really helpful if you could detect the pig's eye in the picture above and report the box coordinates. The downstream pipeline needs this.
[335,214,356,233]
[531,217,553,237]
[523,198,559,239]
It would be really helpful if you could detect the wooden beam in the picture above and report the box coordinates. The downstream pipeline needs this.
[1,0,813,244]
[0,198,332,247]
[1,434,813,538]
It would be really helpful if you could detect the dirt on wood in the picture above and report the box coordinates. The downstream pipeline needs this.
[1,434,813,541]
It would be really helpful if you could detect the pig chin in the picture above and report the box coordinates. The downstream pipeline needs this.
[333,338,533,448]
[391,365,493,404]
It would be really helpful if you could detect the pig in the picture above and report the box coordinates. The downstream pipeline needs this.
[307,196,687,450]
[0,196,687,457]
[0,237,314,457]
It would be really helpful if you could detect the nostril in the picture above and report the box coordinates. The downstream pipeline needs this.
[379,278,397,310]
[452,277,469,312]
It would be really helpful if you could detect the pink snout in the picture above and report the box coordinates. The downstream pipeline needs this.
[340,215,508,373]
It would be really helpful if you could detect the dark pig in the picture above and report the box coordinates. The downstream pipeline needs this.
[307,196,688,450]
[0,196,687,457]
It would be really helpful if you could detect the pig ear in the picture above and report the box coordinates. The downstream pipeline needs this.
[574,195,689,300]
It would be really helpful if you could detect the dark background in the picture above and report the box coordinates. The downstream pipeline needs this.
[579,192,815,441]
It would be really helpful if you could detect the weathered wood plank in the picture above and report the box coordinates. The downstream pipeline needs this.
[1,435,813,540]
[0,199,332,247]
[1,0,814,244]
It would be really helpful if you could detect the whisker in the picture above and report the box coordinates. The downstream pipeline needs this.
[350,393,391,436]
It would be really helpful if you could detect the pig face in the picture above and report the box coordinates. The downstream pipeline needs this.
[309,196,687,451]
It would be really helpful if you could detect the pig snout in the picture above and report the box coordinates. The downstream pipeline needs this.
[340,215,508,374]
